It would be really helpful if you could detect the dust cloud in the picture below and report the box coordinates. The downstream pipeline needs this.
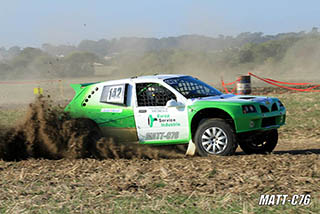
[0,96,184,161]
[251,37,320,83]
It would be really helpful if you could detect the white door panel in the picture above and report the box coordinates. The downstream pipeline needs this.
[134,106,189,142]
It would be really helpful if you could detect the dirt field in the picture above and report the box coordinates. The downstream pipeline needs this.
[0,83,319,213]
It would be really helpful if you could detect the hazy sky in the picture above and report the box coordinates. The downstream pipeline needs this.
[1,0,320,48]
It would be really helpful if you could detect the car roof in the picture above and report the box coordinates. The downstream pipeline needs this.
[133,74,188,80]
[103,74,188,84]
[89,74,189,86]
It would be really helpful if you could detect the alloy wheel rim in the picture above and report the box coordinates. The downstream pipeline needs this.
[201,127,228,154]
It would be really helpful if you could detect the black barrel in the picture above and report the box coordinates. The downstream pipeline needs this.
[237,75,251,94]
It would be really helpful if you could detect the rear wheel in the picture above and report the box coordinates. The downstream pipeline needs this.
[239,129,278,154]
[194,119,237,156]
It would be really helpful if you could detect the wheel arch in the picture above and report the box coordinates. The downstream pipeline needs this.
[190,108,236,141]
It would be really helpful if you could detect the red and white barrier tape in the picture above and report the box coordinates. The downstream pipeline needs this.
[221,73,320,93]
[248,72,320,92]
[221,78,240,94]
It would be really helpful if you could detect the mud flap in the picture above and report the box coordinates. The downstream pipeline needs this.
[185,139,196,156]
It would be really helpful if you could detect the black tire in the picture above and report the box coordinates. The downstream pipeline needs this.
[239,129,278,154]
[194,118,237,156]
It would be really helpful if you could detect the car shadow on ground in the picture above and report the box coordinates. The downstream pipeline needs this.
[235,149,320,155]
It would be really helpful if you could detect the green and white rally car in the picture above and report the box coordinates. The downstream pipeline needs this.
[65,75,286,156]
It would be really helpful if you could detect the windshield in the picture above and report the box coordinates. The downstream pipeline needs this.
[164,76,222,99]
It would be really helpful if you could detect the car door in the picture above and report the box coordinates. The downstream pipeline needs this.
[133,82,189,144]
[96,82,138,142]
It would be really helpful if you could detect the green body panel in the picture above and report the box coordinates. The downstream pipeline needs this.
[139,139,189,145]
[188,101,241,121]
[65,85,136,128]
[86,105,135,128]
[187,99,286,134]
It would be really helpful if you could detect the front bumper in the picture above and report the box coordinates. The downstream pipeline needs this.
[235,109,286,133]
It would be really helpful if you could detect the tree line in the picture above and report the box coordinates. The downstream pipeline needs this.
[0,27,319,80]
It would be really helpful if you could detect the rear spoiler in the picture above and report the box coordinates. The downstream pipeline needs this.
[70,82,101,101]
[70,82,100,94]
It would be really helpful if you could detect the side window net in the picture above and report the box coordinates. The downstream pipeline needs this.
[136,83,176,106]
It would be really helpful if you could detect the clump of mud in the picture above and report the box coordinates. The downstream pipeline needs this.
[0,96,184,161]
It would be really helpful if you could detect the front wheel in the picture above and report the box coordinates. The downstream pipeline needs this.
[239,129,278,154]
[194,119,237,156]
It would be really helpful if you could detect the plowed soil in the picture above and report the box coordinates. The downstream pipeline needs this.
[0,154,318,202]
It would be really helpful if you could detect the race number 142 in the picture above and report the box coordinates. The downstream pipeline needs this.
[106,85,125,104]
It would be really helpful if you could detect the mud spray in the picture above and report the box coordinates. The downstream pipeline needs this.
[0,97,184,161]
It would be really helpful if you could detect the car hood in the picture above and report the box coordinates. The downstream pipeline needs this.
[188,94,278,105]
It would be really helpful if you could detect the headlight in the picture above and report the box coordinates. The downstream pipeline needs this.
[242,105,257,114]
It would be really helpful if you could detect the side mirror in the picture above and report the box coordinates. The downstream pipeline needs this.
[166,99,185,108]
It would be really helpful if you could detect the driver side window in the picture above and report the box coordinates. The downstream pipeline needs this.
[136,83,176,106]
